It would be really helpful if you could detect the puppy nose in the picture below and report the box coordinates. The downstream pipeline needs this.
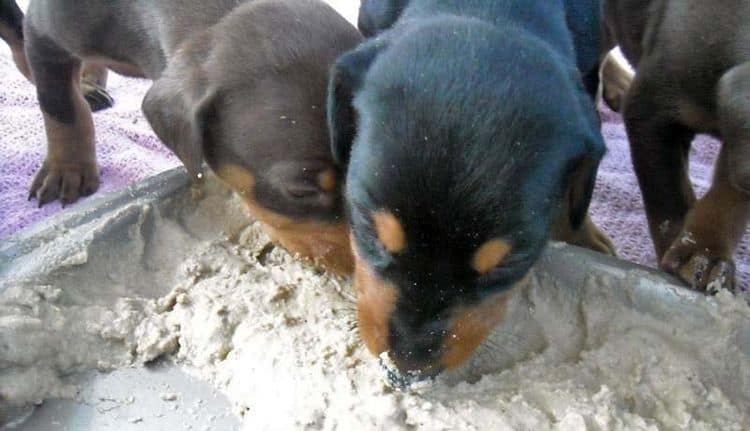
[388,319,446,374]
[387,353,442,380]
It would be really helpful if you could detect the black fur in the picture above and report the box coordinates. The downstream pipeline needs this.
[331,0,605,371]
[358,0,606,95]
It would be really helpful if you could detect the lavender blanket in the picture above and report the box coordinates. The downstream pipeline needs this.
[0,46,179,236]
[0,31,747,288]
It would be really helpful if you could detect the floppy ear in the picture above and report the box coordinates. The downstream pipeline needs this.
[564,83,607,229]
[327,41,385,170]
[142,71,215,182]
[566,154,600,229]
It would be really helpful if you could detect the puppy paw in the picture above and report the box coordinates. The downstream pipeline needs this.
[661,232,736,294]
[29,159,100,207]
[81,82,114,112]
[586,224,617,256]
[599,51,634,113]
[564,217,617,256]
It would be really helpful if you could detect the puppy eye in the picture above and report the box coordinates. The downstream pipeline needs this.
[285,186,320,199]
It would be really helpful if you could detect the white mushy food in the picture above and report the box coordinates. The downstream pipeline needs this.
[5,2,748,429]
[2,219,748,430]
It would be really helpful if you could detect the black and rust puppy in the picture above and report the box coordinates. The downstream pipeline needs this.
[604,0,750,292]
[22,0,361,274]
[330,0,614,376]
[0,0,113,111]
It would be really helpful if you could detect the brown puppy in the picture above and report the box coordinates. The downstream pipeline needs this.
[22,0,361,274]
[604,0,750,292]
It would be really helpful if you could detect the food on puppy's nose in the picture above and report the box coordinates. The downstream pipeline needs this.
[378,352,436,389]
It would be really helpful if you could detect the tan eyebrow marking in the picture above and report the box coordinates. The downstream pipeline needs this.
[317,169,337,192]
[471,238,512,274]
[372,210,406,253]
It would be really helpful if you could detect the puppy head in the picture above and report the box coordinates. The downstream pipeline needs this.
[144,2,362,274]
[329,21,604,374]
[204,83,354,274]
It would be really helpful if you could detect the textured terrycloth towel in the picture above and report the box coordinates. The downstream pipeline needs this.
[0,46,179,238]
[0,1,747,288]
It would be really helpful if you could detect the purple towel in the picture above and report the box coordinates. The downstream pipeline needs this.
[0,41,747,288]
[591,105,750,288]
[0,48,179,238]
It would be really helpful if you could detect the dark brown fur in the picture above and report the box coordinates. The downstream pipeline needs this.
[604,0,750,291]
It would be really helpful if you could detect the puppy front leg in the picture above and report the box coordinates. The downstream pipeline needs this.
[25,28,99,206]
[623,68,697,258]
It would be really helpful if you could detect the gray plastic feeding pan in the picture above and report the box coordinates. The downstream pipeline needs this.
[1,168,748,430]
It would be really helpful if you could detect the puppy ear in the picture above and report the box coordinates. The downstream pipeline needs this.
[566,155,599,229]
[564,84,607,229]
[142,72,215,182]
[327,41,385,169]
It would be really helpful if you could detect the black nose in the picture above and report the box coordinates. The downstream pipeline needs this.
[388,317,446,375]
[382,355,441,388]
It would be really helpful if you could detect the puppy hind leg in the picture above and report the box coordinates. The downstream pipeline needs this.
[660,62,750,291]
[25,26,99,206]
[80,63,114,112]
[661,147,749,293]
[623,70,696,259]
[718,62,750,195]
